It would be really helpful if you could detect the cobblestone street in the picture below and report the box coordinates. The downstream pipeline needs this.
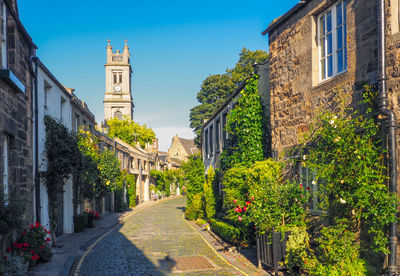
[77,197,243,275]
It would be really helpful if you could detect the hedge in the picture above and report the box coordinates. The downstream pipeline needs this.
[209,218,241,245]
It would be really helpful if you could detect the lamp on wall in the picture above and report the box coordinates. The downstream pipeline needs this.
[101,120,110,135]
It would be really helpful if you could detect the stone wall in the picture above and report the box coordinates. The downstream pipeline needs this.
[0,3,34,210]
[268,0,379,155]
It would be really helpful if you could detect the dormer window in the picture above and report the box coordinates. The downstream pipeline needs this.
[318,1,347,81]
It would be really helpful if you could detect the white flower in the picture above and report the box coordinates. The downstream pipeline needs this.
[333,116,338,120]
[311,180,316,185]
[330,120,335,125]
[303,155,307,160]
[339,198,346,204]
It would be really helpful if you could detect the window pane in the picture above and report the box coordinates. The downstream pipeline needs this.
[343,1,346,22]
[327,55,333,77]
[327,33,333,54]
[344,47,347,70]
[337,2,343,26]
[337,27,343,49]
[320,38,325,58]
[320,16,325,37]
[337,49,344,72]
[320,59,326,79]
[326,11,332,32]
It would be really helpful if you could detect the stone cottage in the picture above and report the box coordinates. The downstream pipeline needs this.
[0,0,36,247]
[263,0,400,272]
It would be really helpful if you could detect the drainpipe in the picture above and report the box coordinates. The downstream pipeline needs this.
[378,0,398,274]
[31,56,40,223]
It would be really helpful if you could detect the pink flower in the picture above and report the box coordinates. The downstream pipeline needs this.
[235,208,239,212]
[233,199,237,204]
[251,197,254,201]
[238,216,242,221]
[243,206,247,211]
[300,195,303,198]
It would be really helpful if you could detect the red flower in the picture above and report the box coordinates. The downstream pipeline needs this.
[40,245,44,249]
[300,195,303,198]
[235,208,239,212]
[233,199,237,204]
[30,224,34,228]
[238,216,242,221]
[304,260,308,264]
[243,206,247,211]
[23,243,29,247]
[35,222,40,228]
[31,254,40,260]
[47,230,51,234]
[251,197,254,201]
[46,237,51,242]
[299,184,303,188]
[245,201,250,206]
[306,187,310,191]
[6,247,11,253]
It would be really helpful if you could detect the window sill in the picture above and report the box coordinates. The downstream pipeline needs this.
[314,69,348,88]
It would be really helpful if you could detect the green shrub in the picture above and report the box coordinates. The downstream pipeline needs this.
[209,218,241,245]
[184,193,204,220]
[195,218,207,226]
[285,226,310,273]
[73,214,86,232]
[203,166,216,219]
[0,254,26,276]
[306,223,366,275]
[181,154,205,205]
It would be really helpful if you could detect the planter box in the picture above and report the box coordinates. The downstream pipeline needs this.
[73,214,86,233]
[256,230,288,275]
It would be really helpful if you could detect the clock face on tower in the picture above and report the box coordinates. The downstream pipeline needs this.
[114,85,121,92]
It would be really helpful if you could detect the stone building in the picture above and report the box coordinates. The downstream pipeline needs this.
[167,135,199,167]
[263,0,400,272]
[103,40,134,120]
[32,58,75,235]
[0,0,36,245]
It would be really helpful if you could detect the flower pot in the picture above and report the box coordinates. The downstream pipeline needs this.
[86,215,94,228]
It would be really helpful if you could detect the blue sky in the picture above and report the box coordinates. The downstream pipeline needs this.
[18,0,298,150]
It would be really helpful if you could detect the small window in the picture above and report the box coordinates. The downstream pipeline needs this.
[0,0,6,69]
[222,112,228,145]
[204,129,209,157]
[300,165,322,213]
[75,114,80,132]
[209,124,214,155]
[215,119,220,152]
[60,97,66,122]
[113,71,122,84]
[114,110,123,120]
[318,1,347,81]
[2,135,9,204]
[44,81,51,114]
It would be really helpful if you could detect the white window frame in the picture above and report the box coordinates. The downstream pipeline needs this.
[300,165,323,214]
[2,135,9,205]
[60,97,66,122]
[0,0,6,69]
[318,1,347,82]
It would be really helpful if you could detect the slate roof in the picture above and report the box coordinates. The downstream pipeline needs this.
[178,137,199,155]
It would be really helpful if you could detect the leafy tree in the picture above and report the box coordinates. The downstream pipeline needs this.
[106,116,156,149]
[189,48,268,145]
[181,154,205,205]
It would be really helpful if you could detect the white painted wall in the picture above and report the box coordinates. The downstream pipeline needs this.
[33,62,74,234]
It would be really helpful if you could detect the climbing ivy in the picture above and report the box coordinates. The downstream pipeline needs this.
[44,116,80,239]
[219,74,265,171]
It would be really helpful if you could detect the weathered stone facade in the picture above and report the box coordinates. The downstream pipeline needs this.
[167,135,199,167]
[265,0,400,269]
[0,0,36,213]
[266,0,384,155]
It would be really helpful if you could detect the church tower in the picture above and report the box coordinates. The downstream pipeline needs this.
[103,40,134,120]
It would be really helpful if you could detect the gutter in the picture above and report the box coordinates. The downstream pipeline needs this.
[31,56,40,223]
[377,0,398,274]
